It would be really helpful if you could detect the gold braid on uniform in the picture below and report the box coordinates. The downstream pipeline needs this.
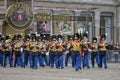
[66,41,72,53]
[49,41,56,52]
[4,40,11,51]
[14,41,21,51]
[24,41,30,51]
[56,42,63,52]
[98,41,107,51]
[30,41,37,52]
[91,43,97,52]
[72,41,81,54]
[40,43,47,52]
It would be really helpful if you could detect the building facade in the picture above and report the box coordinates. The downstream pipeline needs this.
[0,0,120,43]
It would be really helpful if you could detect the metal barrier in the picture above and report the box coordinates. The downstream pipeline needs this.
[106,50,120,63]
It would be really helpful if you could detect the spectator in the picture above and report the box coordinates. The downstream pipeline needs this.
[107,41,114,50]
[113,42,119,50]
[113,42,119,62]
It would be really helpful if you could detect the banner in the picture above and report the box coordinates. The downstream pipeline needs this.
[53,21,72,34]
[37,21,51,34]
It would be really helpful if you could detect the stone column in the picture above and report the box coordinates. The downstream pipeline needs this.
[94,10,101,40]
[29,22,37,34]
[118,6,120,44]
[115,6,120,44]
[0,21,3,34]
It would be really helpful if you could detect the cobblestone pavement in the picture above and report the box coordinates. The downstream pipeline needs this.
[0,63,120,80]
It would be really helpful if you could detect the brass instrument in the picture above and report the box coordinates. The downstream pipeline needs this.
[4,40,11,51]
[98,41,107,51]
[56,42,63,52]
[14,42,21,51]
[36,42,41,52]
[49,41,56,52]
[82,41,89,51]
[72,41,82,54]
[40,43,47,52]
[66,42,71,53]
[0,42,3,51]
[91,43,97,52]
[24,41,30,51]
[30,41,37,52]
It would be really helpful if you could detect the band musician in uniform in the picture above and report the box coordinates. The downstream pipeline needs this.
[71,33,82,71]
[90,37,100,68]
[98,34,108,69]
[65,35,74,67]
[0,35,4,66]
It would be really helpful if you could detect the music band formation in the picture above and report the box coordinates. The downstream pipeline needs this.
[0,33,108,71]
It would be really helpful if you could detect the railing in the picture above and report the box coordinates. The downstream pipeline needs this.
[106,50,120,63]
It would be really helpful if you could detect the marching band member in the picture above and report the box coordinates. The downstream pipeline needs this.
[81,33,90,69]
[3,35,12,67]
[30,34,38,69]
[13,34,23,68]
[11,34,18,66]
[98,34,108,69]
[65,35,74,67]
[91,37,100,68]
[49,35,57,68]
[40,35,48,66]
[23,34,30,67]
[36,35,44,67]
[0,35,4,66]
[56,34,64,69]
[72,33,82,71]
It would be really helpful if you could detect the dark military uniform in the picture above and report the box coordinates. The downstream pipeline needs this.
[40,34,48,66]
[65,35,74,67]
[36,35,44,67]
[91,37,100,68]
[72,33,82,71]
[98,34,108,69]
[0,35,4,66]
[49,35,57,68]
[30,34,38,69]
[14,34,24,67]
[56,34,64,69]
[23,34,31,67]
[3,35,12,67]
[81,33,90,68]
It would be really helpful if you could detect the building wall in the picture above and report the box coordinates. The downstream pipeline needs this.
[5,23,25,38]
[34,0,117,5]
[0,21,2,34]
[0,0,119,43]
[117,6,120,43]
[33,1,117,41]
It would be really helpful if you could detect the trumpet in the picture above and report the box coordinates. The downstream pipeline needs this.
[0,43,3,50]
[91,43,97,52]
[40,44,46,52]
[98,41,107,51]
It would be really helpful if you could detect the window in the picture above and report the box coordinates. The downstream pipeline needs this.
[100,12,114,42]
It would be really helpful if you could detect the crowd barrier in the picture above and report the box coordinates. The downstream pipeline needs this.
[106,50,120,63]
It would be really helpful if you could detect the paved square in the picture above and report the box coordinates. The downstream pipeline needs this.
[0,63,120,80]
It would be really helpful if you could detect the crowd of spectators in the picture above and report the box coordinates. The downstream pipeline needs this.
[106,41,120,62]
[107,41,120,51]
